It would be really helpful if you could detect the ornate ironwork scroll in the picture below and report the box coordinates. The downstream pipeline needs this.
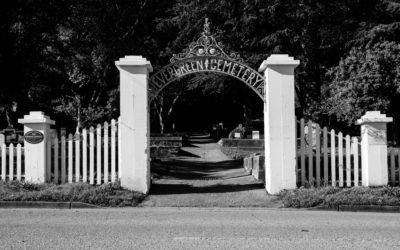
[149,18,265,101]
[170,18,244,64]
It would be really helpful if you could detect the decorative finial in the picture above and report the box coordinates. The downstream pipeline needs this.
[203,18,210,36]
[170,17,244,63]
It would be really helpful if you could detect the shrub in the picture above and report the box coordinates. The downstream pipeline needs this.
[0,181,145,207]
[278,186,400,208]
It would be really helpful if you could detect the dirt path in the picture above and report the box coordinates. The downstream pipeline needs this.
[140,139,281,207]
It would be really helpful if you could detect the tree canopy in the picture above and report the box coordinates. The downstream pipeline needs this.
[1,0,399,142]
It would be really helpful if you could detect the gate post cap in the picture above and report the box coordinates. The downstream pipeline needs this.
[259,54,299,72]
[18,111,55,125]
[356,111,393,125]
[115,56,153,72]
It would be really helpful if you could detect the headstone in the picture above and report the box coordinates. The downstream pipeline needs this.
[0,133,5,145]
[243,157,252,174]
[252,130,260,140]
[252,155,265,181]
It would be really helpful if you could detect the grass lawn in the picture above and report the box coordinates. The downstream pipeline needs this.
[0,181,145,207]
[278,186,400,208]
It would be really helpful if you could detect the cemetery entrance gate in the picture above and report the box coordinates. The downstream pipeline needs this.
[115,19,299,194]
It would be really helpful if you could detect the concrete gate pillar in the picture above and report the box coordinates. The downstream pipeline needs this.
[356,111,392,186]
[115,56,153,194]
[259,54,299,194]
[18,111,55,183]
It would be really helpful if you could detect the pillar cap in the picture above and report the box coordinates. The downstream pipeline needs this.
[18,111,55,125]
[115,56,153,72]
[356,111,393,125]
[258,54,300,72]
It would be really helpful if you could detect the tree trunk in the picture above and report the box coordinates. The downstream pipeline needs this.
[154,96,165,134]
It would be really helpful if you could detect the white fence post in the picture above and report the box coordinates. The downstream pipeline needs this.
[111,119,116,182]
[115,56,153,193]
[9,144,14,181]
[18,111,55,183]
[82,129,87,183]
[75,132,80,182]
[96,124,102,184]
[1,144,5,180]
[357,111,393,186]
[259,54,299,194]
[104,122,109,183]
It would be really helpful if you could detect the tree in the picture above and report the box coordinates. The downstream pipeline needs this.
[323,41,400,144]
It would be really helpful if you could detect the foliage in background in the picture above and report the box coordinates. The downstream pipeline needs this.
[324,42,400,122]
[0,0,399,138]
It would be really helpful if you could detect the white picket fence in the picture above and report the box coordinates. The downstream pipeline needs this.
[297,119,361,187]
[296,118,400,187]
[46,119,120,184]
[0,143,24,181]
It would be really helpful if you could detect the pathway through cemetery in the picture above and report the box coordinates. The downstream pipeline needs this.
[140,135,281,207]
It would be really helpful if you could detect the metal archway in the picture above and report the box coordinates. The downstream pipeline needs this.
[149,18,265,102]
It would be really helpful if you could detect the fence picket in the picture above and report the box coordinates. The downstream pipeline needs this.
[353,137,359,187]
[307,120,313,184]
[104,122,109,183]
[68,134,74,183]
[338,132,344,187]
[82,129,87,183]
[17,144,22,181]
[1,144,5,180]
[330,129,336,186]
[111,119,116,182]
[75,132,80,182]
[9,144,14,181]
[323,127,328,184]
[61,135,66,184]
[316,125,321,187]
[97,124,102,184]
[54,137,59,184]
[300,118,305,186]
[46,139,51,182]
[118,117,121,179]
[390,149,395,185]
[89,127,94,185]
[68,134,73,183]
[345,135,351,187]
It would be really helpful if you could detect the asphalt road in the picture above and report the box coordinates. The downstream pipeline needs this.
[1,208,400,249]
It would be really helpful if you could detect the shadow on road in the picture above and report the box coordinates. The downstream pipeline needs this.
[149,182,264,195]
[151,159,243,180]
